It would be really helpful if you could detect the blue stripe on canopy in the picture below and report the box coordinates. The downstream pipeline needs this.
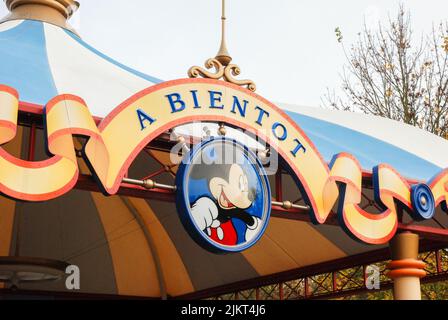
[63,29,163,84]
[0,20,58,105]
[286,111,441,181]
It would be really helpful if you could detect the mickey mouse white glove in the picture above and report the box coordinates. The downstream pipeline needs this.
[191,197,224,240]
[245,217,262,242]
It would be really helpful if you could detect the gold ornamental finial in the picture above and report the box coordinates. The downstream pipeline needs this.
[215,0,231,66]
[188,0,256,92]
[1,0,80,34]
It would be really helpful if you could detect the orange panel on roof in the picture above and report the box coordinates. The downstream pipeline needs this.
[242,233,299,275]
[243,217,346,276]
[127,197,194,296]
[90,193,161,297]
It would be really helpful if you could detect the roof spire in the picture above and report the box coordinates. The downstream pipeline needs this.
[188,0,256,92]
[1,0,80,34]
[215,0,231,66]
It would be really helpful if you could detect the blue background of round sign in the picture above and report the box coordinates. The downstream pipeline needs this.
[410,183,435,221]
[175,137,271,253]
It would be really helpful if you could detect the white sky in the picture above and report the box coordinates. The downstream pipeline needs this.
[1,0,447,107]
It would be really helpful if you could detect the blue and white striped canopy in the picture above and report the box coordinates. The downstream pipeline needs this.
[0,19,161,114]
[0,18,447,182]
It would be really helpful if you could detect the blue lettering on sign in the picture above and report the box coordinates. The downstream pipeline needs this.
[161,90,308,161]
[208,91,224,109]
[166,93,186,113]
[190,90,201,108]
[136,109,156,130]
[254,106,270,126]
[272,122,287,141]
[231,96,248,117]
[291,138,307,156]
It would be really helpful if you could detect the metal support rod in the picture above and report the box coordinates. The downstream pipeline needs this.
[271,200,310,211]
[27,122,36,161]
[436,250,442,273]
[332,271,337,292]
[141,166,170,181]
[304,278,309,298]
[363,265,367,288]
[275,170,282,202]
[279,282,283,300]
[122,177,177,191]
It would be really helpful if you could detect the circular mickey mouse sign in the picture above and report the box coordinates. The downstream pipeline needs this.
[175,137,271,253]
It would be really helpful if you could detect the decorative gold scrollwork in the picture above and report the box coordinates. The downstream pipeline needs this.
[188,58,224,80]
[224,64,256,92]
[188,59,256,92]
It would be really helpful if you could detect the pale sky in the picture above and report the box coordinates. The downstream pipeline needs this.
[1,0,447,107]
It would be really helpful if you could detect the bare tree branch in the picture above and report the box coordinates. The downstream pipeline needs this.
[324,5,448,139]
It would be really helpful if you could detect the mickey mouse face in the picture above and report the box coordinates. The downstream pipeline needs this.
[209,164,254,210]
